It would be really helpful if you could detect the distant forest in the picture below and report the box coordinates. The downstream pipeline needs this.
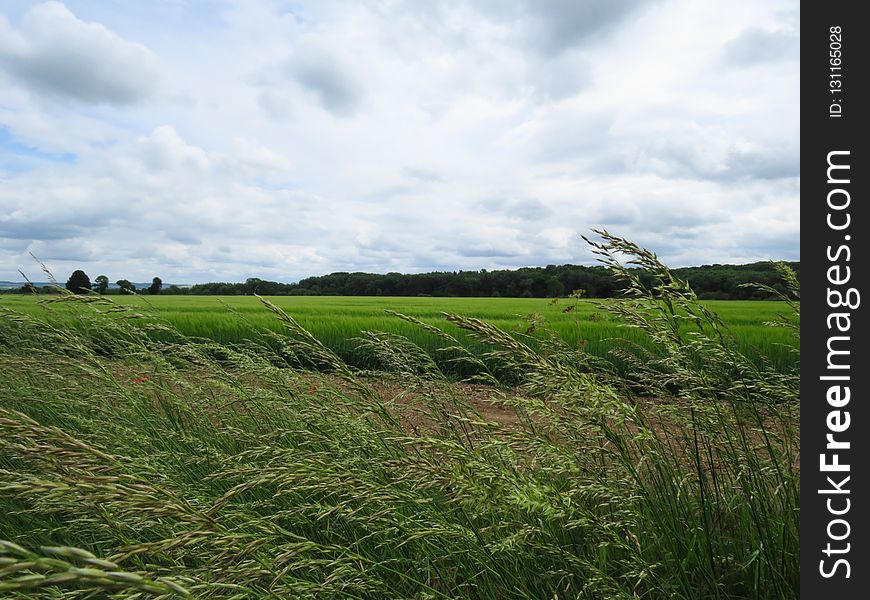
[176,261,799,300]
[5,261,799,300]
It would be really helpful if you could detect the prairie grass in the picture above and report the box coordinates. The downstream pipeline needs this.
[0,294,798,374]
[0,233,799,599]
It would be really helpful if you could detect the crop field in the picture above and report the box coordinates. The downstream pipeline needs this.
[0,241,800,599]
[0,294,798,375]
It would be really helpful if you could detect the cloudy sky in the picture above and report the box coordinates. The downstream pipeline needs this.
[0,0,799,284]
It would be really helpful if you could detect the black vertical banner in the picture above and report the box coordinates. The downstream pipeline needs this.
[801,2,868,597]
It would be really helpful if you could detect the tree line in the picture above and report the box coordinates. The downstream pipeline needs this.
[5,261,798,300]
[9,271,166,295]
[164,262,800,299]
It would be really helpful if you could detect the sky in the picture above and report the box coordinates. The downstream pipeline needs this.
[0,0,799,284]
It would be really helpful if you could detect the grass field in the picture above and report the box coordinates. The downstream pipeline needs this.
[0,240,800,599]
[0,294,798,375]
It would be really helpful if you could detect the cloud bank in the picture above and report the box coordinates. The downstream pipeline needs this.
[0,0,799,283]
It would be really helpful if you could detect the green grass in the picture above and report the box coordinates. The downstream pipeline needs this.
[0,295,798,374]
[0,239,800,599]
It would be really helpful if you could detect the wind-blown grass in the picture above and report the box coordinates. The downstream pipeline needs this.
[0,233,799,599]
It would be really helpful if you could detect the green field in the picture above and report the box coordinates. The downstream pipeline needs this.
[0,243,799,599]
[0,295,799,374]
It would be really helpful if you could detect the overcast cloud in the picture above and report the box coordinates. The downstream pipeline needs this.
[0,0,799,283]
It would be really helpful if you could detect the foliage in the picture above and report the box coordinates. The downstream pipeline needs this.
[116,279,137,293]
[148,277,163,295]
[64,270,90,294]
[2,262,801,299]
[170,261,799,299]
[93,275,110,295]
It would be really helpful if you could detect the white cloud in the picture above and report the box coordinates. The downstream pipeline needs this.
[135,126,211,173]
[0,2,162,105]
[723,27,799,65]
[286,43,364,116]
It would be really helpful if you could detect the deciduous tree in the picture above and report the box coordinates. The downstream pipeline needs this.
[94,275,109,294]
[65,270,91,294]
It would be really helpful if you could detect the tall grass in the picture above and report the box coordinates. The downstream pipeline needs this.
[0,234,799,599]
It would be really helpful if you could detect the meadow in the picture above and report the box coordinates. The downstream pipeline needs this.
[0,236,800,599]
[0,294,798,375]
